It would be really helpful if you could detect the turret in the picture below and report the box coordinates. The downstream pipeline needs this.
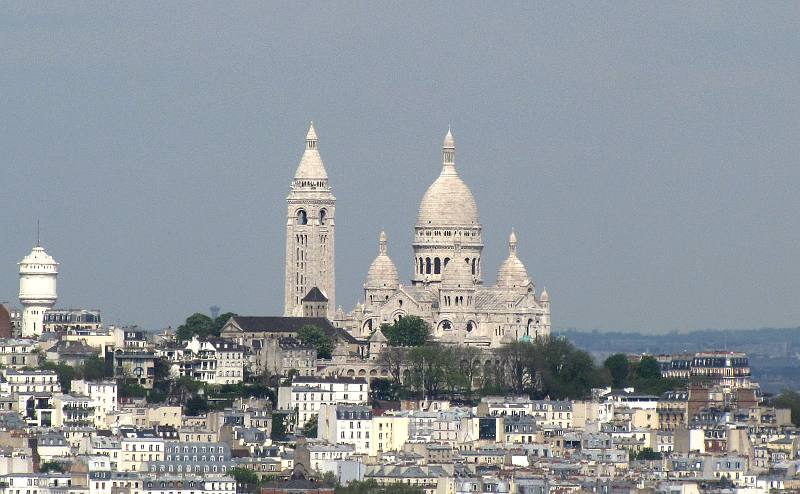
[19,243,58,337]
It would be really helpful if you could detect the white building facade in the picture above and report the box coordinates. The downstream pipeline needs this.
[284,122,336,316]
[282,127,551,348]
[18,244,58,338]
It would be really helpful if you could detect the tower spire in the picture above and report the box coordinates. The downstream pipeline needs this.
[306,121,318,150]
[379,230,388,255]
[36,219,40,247]
[508,228,517,255]
[442,126,455,167]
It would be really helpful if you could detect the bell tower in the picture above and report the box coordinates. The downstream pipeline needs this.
[284,122,336,316]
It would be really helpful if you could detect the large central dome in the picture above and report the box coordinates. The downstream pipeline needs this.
[416,129,480,227]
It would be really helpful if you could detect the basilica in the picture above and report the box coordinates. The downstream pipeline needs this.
[284,123,550,348]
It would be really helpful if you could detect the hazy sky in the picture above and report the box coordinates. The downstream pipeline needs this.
[1,3,798,333]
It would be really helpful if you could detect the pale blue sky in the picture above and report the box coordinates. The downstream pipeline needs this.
[1,2,798,332]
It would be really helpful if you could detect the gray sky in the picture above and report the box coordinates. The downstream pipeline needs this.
[1,2,798,333]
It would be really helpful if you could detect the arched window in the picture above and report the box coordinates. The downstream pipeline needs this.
[471,258,476,275]
[296,209,308,225]
[434,258,441,274]
[425,258,432,274]
[444,257,450,267]
[319,209,327,225]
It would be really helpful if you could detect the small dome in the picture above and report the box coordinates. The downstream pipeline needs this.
[496,230,530,288]
[540,288,549,302]
[365,231,399,289]
[442,247,474,289]
[416,129,480,227]
[293,122,328,180]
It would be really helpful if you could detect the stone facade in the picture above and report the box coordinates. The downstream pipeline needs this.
[324,129,551,348]
[284,123,336,316]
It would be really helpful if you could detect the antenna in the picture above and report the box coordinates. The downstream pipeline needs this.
[36,219,40,247]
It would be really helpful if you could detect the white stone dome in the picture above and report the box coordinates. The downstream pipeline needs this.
[365,231,399,289]
[416,129,480,227]
[496,230,530,288]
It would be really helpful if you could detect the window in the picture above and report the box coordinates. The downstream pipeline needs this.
[296,209,308,225]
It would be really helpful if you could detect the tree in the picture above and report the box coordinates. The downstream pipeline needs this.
[635,448,662,461]
[301,415,318,438]
[271,412,289,441]
[185,395,209,416]
[635,356,662,380]
[454,345,482,398]
[382,316,430,347]
[321,471,339,487]
[370,378,398,402]
[39,361,76,393]
[378,346,407,387]
[297,325,334,359]
[229,467,260,487]
[335,480,424,494]
[176,313,214,341]
[39,461,66,473]
[604,354,630,388]
[772,391,800,426]
[82,355,110,381]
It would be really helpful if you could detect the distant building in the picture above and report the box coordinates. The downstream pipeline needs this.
[277,376,369,427]
[42,308,102,333]
[18,243,58,337]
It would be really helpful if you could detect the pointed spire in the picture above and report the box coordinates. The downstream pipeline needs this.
[379,230,388,255]
[305,121,318,150]
[442,126,455,166]
[508,228,517,255]
[540,287,549,302]
[36,219,40,247]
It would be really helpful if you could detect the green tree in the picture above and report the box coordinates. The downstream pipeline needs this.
[604,354,630,388]
[40,361,76,393]
[336,480,424,494]
[370,378,398,402]
[39,461,66,473]
[271,412,289,441]
[635,448,663,461]
[635,356,662,380]
[297,325,334,359]
[185,395,209,416]
[229,467,260,487]
[321,471,339,487]
[773,391,800,426]
[118,382,147,398]
[382,316,430,347]
[301,415,318,438]
[176,313,214,341]
[82,355,109,381]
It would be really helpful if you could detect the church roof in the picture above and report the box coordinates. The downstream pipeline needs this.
[293,122,328,180]
[301,287,328,302]
[416,129,480,228]
[369,327,388,343]
[226,316,358,344]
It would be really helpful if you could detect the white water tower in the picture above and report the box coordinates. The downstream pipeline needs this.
[19,243,58,337]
